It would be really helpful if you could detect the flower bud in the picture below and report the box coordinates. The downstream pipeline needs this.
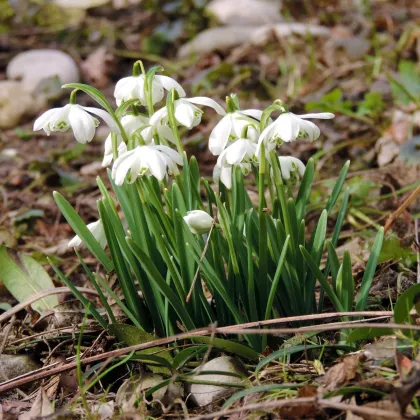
[183,210,214,235]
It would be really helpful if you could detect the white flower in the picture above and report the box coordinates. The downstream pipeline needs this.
[102,114,149,167]
[112,145,182,185]
[34,104,120,144]
[217,138,257,166]
[183,210,214,234]
[68,219,107,249]
[257,112,334,155]
[114,74,185,106]
[213,161,251,189]
[209,110,263,156]
[278,156,306,180]
[149,97,226,131]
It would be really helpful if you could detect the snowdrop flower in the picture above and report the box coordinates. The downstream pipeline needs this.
[278,156,306,180]
[68,219,107,249]
[112,145,182,185]
[217,138,257,167]
[213,161,251,189]
[257,112,334,155]
[209,110,263,156]
[149,97,226,131]
[114,74,185,106]
[102,114,149,167]
[34,104,120,144]
[184,210,214,235]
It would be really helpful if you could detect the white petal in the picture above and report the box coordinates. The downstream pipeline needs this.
[220,165,233,189]
[68,234,82,248]
[157,124,176,144]
[102,152,113,167]
[240,109,263,121]
[68,106,96,144]
[114,76,138,101]
[298,112,335,119]
[145,148,167,180]
[275,113,300,142]
[186,97,226,115]
[298,119,320,141]
[83,107,120,134]
[112,150,136,185]
[224,140,249,165]
[33,108,61,132]
[174,101,197,129]
[151,81,165,105]
[209,115,232,155]
[150,107,169,126]
[155,75,186,98]
[155,145,183,165]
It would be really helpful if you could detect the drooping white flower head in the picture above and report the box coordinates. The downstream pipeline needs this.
[33,104,120,144]
[257,112,334,155]
[112,145,182,185]
[278,156,306,180]
[102,114,150,167]
[209,110,263,156]
[114,74,185,106]
[68,219,107,249]
[217,138,257,167]
[183,210,214,235]
[213,161,251,189]
[149,97,226,131]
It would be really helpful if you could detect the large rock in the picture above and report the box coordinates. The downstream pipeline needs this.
[207,0,283,26]
[189,356,248,407]
[0,354,41,387]
[0,81,46,129]
[178,23,330,57]
[7,49,80,98]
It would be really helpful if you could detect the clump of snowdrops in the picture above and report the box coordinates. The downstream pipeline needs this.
[34,61,384,352]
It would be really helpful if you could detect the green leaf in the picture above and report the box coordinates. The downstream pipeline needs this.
[172,346,207,370]
[49,259,107,328]
[355,227,384,311]
[0,247,58,314]
[109,324,173,374]
[300,246,344,312]
[53,192,113,271]
[255,344,353,378]
[127,238,196,331]
[296,158,314,221]
[223,384,303,408]
[325,161,350,214]
[336,251,354,312]
[394,283,420,340]
[347,327,393,343]
[191,337,260,360]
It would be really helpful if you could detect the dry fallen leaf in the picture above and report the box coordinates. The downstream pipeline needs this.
[318,355,361,391]
[18,387,53,420]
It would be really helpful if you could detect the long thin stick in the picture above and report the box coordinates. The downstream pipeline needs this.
[0,287,100,324]
[0,312,409,393]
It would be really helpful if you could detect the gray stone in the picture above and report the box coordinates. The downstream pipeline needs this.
[7,49,80,98]
[189,356,248,407]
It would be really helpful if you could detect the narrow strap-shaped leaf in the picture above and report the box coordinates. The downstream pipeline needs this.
[99,200,147,326]
[296,158,314,221]
[53,192,113,271]
[326,241,340,287]
[325,160,350,213]
[300,246,344,312]
[355,227,384,311]
[127,238,196,331]
[48,258,108,329]
[74,249,116,325]
[245,211,259,322]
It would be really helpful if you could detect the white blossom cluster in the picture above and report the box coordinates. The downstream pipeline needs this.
[33,64,334,245]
